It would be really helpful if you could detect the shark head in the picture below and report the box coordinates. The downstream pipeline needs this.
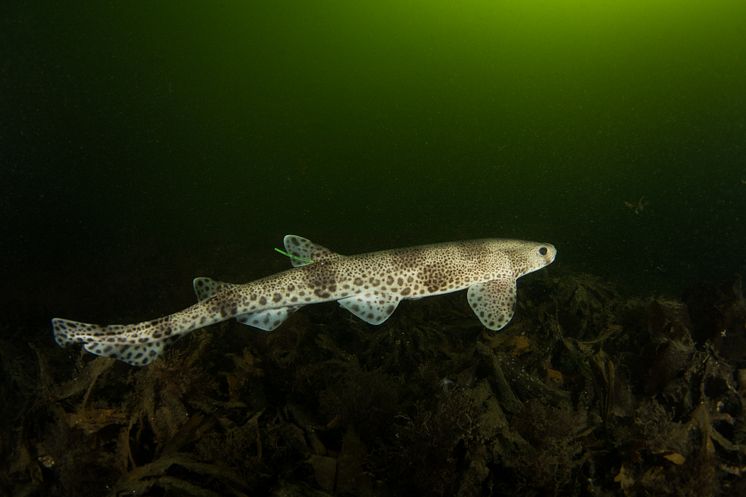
[502,240,557,278]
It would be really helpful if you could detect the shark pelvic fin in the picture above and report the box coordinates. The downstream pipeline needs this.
[338,292,401,325]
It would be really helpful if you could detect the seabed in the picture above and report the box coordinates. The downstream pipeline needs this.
[2,271,746,496]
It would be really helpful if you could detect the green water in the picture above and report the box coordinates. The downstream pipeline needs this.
[4,1,746,324]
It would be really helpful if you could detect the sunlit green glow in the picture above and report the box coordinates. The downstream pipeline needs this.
[9,0,746,294]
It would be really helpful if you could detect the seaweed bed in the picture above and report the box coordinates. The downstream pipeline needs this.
[2,272,746,497]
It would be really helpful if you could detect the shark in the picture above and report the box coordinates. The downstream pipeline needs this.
[52,235,556,366]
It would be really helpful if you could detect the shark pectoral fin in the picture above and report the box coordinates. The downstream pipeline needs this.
[467,279,517,331]
[338,293,401,325]
[283,235,344,267]
[193,277,236,301]
[235,306,303,331]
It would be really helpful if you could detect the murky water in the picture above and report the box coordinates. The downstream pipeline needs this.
[4,1,745,326]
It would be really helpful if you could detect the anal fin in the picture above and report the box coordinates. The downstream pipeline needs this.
[235,306,303,331]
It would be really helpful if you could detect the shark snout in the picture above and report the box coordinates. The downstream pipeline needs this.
[546,244,557,264]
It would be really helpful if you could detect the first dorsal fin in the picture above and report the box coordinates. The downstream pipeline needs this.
[282,235,343,267]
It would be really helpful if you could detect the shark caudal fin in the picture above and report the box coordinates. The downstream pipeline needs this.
[52,318,172,366]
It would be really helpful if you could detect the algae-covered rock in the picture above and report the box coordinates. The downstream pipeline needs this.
[2,272,746,496]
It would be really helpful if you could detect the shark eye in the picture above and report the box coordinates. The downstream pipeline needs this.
[538,246,548,256]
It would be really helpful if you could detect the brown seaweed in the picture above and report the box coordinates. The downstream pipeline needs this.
[2,272,746,496]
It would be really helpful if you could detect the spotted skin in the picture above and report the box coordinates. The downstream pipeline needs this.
[52,235,556,366]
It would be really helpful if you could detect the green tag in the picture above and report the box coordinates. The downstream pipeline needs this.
[274,247,314,265]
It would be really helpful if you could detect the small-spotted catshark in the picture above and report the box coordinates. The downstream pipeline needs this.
[53,235,556,366]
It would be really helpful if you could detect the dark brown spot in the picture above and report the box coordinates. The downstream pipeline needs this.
[259,296,267,305]
[217,303,237,318]
[273,293,282,302]
[305,262,338,289]
[401,287,411,296]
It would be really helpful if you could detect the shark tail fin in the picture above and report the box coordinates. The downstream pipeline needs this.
[52,318,172,366]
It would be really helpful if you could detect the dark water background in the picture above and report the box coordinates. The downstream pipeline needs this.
[3,1,746,329]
